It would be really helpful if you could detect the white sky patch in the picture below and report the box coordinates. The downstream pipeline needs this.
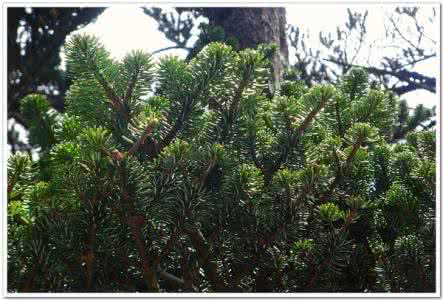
[66,6,186,62]
[63,5,438,108]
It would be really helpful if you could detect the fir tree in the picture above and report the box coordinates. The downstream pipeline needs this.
[7,34,435,293]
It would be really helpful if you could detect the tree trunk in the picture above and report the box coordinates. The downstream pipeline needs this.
[202,8,288,89]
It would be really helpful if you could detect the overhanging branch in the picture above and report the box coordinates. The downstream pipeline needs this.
[325,58,436,95]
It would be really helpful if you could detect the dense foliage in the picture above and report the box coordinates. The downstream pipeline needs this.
[7,34,436,293]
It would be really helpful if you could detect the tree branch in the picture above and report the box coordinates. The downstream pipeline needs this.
[118,163,160,292]
[267,95,330,179]
[152,46,192,55]
[325,58,436,95]
[184,226,226,291]
[127,119,158,156]
[153,227,181,267]
[319,137,363,203]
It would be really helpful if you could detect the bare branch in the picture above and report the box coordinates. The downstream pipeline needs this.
[152,46,192,55]
[325,58,436,94]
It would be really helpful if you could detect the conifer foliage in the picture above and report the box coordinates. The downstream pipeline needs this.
[8,34,436,293]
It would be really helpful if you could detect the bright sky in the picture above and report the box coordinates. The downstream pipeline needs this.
[64,5,437,110]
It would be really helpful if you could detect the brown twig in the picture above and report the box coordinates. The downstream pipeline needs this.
[127,119,158,156]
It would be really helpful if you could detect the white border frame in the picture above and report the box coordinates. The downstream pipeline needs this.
[1,1,441,298]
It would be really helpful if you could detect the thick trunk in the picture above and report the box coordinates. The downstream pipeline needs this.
[202,7,288,89]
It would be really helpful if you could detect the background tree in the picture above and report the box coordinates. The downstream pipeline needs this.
[146,6,436,96]
[145,6,437,142]
[144,7,288,88]
[288,7,436,94]
[7,7,104,151]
